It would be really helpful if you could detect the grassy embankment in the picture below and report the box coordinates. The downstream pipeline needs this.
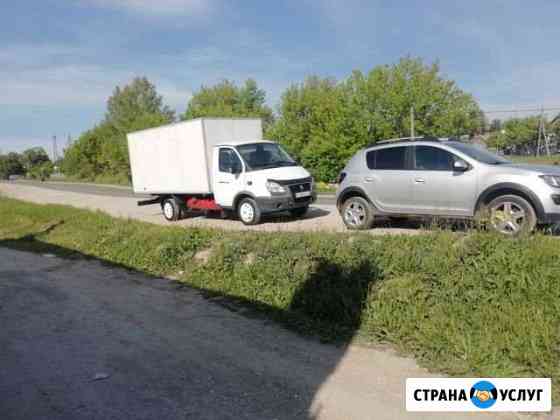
[510,154,560,166]
[1,196,559,398]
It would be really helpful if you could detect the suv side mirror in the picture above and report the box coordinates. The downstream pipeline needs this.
[453,159,469,172]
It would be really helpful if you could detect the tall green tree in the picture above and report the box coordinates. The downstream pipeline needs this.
[269,57,483,181]
[106,77,175,133]
[182,79,274,128]
[63,77,175,182]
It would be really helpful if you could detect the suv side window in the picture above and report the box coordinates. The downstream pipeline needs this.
[219,148,242,173]
[414,146,456,171]
[366,146,407,170]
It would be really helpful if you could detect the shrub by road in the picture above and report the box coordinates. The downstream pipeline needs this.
[1,197,559,399]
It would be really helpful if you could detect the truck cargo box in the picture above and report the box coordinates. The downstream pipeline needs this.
[127,118,262,194]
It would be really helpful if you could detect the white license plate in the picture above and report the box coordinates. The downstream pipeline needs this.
[295,191,311,198]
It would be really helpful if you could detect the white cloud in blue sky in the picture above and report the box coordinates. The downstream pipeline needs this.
[2,0,560,154]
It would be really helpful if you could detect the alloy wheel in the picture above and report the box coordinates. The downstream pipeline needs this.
[490,201,527,235]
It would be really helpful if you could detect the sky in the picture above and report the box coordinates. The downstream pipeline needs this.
[2,0,560,156]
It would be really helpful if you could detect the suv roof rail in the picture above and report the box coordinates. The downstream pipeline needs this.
[371,135,441,146]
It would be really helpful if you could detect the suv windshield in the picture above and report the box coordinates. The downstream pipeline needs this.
[446,142,511,165]
[236,142,297,171]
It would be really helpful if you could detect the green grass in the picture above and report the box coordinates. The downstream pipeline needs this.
[315,182,337,194]
[510,154,560,166]
[1,196,560,398]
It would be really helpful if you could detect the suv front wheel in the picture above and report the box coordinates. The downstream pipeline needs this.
[341,196,375,230]
[487,194,537,236]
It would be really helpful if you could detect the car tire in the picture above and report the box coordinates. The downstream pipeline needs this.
[238,197,262,225]
[289,206,309,218]
[487,194,537,236]
[341,196,375,230]
[162,198,181,222]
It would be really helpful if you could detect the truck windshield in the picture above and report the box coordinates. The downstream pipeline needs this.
[446,142,511,165]
[236,143,297,171]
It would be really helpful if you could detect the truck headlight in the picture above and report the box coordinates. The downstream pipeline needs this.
[265,181,286,194]
[540,175,560,188]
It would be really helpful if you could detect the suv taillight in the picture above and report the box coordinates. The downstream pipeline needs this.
[337,172,347,184]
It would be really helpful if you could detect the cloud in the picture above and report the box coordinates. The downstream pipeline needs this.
[82,0,213,16]
[0,43,192,111]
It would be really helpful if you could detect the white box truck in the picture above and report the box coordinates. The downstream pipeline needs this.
[127,118,316,225]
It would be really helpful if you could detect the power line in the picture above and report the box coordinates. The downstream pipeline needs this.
[483,106,560,114]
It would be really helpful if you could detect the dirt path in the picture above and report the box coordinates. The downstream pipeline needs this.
[0,182,422,235]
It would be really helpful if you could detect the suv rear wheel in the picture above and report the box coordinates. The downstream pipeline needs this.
[341,196,374,230]
[487,194,536,236]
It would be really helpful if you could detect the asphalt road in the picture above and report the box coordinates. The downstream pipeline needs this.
[12,180,337,205]
[0,247,518,420]
[0,247,323,420]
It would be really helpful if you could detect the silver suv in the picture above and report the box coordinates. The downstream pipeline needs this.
[336,137,560,235]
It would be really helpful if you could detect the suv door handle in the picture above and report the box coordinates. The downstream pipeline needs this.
[364,176,374,182]
[414,178,425,183]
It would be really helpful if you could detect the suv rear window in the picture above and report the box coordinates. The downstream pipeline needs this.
[366,146,407,170]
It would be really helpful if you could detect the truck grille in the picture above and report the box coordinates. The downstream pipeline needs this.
[270,177,313,202]
[289,183,311,194]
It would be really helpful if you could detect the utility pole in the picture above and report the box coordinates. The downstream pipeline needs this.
[52,135,58,162]
[543,117,551,156]
[410,106,415,138]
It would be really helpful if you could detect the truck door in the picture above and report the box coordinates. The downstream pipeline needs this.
[213,147,245,208]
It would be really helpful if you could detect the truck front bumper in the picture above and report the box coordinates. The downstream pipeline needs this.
[255,192,316,214]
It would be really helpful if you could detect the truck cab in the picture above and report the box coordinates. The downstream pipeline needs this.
[212,140,316,225]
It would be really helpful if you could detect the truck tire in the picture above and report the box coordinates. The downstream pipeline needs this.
[238,197,262,225]
[162,198,181,222]
[289,206,308,218]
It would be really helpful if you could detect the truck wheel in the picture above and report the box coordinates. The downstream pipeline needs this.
[238,198,262,225]
[289,206,308,218]
[341,196,374,230]
[487,194,536,236]
[162,198,180,222]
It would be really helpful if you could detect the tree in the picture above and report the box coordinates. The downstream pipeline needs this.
[62,77,175,182]
[106,77,175,133]
[269,57,483,182]
[489,119,502,132]
[0,152,25,179]
[21,147,50,172]
[497,117,540,154]
[182,79,274,128]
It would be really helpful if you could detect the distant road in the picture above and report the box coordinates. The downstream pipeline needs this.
[11,180,337,205]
